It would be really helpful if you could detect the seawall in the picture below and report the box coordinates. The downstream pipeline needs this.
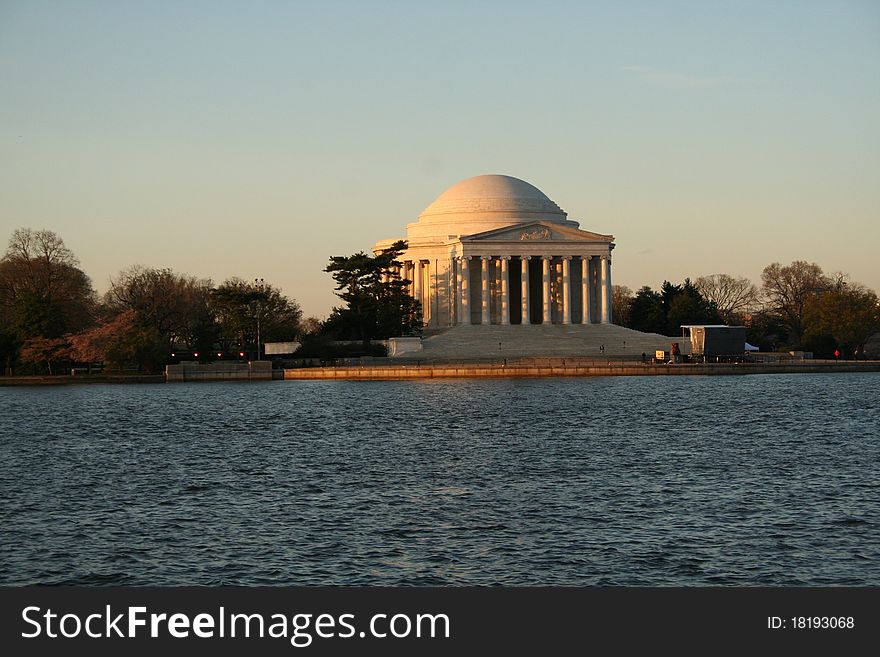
[165,361,273,382]
[283,360,880,380]
[0,374,164,386]
[4,360,876,385]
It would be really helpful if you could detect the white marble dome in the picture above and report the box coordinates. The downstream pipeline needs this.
[374,172,616,329]
[407,174,580,241]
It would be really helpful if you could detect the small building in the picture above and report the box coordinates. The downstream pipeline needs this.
[681,325,747,358]
[264,342,301,356]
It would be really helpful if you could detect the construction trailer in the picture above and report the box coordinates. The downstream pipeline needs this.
[681,325,747,359]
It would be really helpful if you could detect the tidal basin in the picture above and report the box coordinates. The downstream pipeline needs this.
[1,373,878,586]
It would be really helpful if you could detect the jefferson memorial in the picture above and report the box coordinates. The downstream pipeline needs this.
[374,174,614,328]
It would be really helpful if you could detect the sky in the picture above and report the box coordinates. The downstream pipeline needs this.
[1,0,878,318]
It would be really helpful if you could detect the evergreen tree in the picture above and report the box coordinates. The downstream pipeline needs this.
[665,279,722,335]
[324,240,422,345]
[627,280,721,335]
[628,286,666,334]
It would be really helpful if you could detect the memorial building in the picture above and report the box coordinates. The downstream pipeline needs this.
[374,174,615,329]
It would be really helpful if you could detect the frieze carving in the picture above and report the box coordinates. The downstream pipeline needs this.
[519,227,551,241]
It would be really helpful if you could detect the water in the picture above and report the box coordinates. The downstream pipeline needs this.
[1,373,878,586]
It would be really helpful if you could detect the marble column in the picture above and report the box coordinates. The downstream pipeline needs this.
[520,256,530,325]
[423,259,431,325]
[458,256,469,325]
[413,260,422,309]
[500,256,510,325]
[582,256,592,325]
[481,256,491,325]
[562,256,572,325]
[542,256,552,325]
[606,256,613,324]
[600,256,611,324]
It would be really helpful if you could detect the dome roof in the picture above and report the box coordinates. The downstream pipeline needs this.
[419,174,567,220]
[406,174,577,241]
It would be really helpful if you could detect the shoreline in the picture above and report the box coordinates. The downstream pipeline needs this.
[282,360,880,380]
[2,361,878,385]
[0,374,165,386]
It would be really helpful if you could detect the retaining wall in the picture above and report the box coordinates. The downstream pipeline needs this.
[283,361,880,380]
[166,361,273,382]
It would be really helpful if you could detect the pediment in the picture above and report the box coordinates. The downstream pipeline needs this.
[460,221,613,243]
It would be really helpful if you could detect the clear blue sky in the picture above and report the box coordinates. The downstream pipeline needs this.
[2,0,878,317]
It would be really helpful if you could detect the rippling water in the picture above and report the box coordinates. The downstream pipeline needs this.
[1,373,878,586]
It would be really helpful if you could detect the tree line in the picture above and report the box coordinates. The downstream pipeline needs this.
[0,228,302,374]
[318,245,879,359]
[613,263,880,357]
[3,227,877,373]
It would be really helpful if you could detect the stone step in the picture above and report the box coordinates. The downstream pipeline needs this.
[409,324,688,358]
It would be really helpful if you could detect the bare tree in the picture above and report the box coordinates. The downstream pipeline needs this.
[0,228,95,339]
[107,266,214,350]
[3,228,82,298]
[761,261,830,346]
[5,227,77,263]
[611,285,633,327]
[300,316,323,336]
[694,274,758,323]
[828,270,850,292]
[804,282,880,357]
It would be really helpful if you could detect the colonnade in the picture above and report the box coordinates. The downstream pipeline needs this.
[400,254,612,326]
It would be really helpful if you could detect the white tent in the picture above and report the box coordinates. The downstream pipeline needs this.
[745,342,759,352]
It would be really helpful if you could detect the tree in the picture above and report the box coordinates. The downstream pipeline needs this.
[803,283,880,358]
[211,278,302,358]
[744,309,787,353]
[324,240,421,345]
[67,309,166,371]
[69,316,122,365]
[300,316,323,336]
[0,228,95,338]
[626,280,720,335]
[0,302,17,375]
[107,266,215,354]
[761,261,830,347]
[611,285,633,327]
[695,274,758,323]
[0,228,95,373]
[627,286,666,334]
[663,279,721,335]
[18,336,71,375]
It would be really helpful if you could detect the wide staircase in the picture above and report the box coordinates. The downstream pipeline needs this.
[408,324,688,359]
